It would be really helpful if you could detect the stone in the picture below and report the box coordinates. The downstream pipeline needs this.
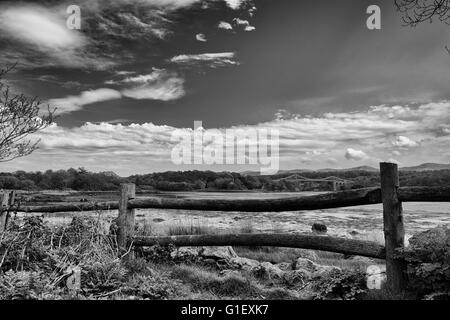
[312,223,327,234]
[229,257,261,271]
[199,246,237,260]
[275,262,293,271]
[170,247,200,260]
[295,258,341,276]
[254,262,284,279]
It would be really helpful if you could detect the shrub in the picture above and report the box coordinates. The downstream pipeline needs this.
[311,269,367,300]
[397,226,450,299]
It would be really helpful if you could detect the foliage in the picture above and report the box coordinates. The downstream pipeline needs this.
[311,269,367,300]
[397,226,450,299]
[0,216,184,300]
[121,273,182,300]
[2,167,450,192]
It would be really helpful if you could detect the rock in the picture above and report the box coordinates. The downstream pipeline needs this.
[294,258,340,276]
[294,258,319,273]
[275,262,292,271]
[152,218,165,223]
[253,262,284,280]
[349,230,359,236]
[199,246,237,260]
[312,223,327,234]
[170,247,200,260]
[229,257,261,271]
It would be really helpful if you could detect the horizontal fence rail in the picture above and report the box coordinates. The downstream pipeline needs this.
[133,233,387,259]
[15,186,450,213]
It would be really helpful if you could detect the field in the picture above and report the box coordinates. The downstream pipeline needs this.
[2,191,449,300]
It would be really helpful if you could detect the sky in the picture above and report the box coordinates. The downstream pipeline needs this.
[1,0,450,175]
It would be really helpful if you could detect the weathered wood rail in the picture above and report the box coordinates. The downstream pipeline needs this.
[133,234,386,259]
[2,162,450,295]
[13,186,450,213]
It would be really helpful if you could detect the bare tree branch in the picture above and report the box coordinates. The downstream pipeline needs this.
[0,65,56,162]
[395,0,450,26]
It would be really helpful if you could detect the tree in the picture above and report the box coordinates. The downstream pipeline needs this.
[0,65,55,162]
[395,0,450,26]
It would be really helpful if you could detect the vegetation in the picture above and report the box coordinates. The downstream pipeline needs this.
[398,226,450,300]
[1,167,450,192]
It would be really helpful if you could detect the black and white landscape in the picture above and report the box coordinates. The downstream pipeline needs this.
[0,0,449,302]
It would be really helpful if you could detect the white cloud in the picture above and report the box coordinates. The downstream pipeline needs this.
[117,68,185,100]
[345,148,369,161]
[0,5,85,50]
[48,88,122,114]
[195,33,207,42]
[233,18,250,26]
[218,21,233,30]
[50,69,185,113]
[392,136,418,148]
[233,17,255,31]
[170,52,239,67]
[224,0,246,10]
[6,101,450,174]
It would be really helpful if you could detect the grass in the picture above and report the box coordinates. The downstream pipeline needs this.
[0,216,401,300]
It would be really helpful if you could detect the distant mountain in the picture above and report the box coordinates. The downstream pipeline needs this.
[242,163,450,176]
[399,163,450,172]
[317,166,378,172]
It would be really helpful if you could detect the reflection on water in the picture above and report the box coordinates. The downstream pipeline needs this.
[15,192,450,239]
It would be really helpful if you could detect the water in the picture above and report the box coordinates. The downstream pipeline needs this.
[16,192,450,240]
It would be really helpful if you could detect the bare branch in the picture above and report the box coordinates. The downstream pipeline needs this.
[0,65,56,162]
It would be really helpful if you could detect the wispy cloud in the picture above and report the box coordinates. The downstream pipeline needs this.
[170,52,239,68]
[49,69,185,114]
[47,88,122,114]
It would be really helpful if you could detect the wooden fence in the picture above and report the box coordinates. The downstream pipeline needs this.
[1,162,450,294]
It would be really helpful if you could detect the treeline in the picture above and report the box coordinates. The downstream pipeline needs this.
[0,168,449,191]
[0,168,123,191]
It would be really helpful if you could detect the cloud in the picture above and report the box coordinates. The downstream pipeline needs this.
[170,52,239,68]
[392,136,418,148]
[224,0,246,10]
[218,21,233,30]
[195,33,207,42]
[0,5,85,50]
[48,88,122,114]
[233,17,255,31]
[49,69,185,114]
[112,68,185,101]
[3,101,449,174]
[345,148,369,161]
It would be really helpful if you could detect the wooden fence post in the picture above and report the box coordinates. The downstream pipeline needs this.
[117,183,136,258]
[380,162,407,294]
[0,191,10,233]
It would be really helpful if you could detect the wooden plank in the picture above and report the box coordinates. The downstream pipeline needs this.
[127,187,382,212]
[132,233,386,259]
[15,186,450,213]
[117,183,136,256]
[380,162,407,294]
